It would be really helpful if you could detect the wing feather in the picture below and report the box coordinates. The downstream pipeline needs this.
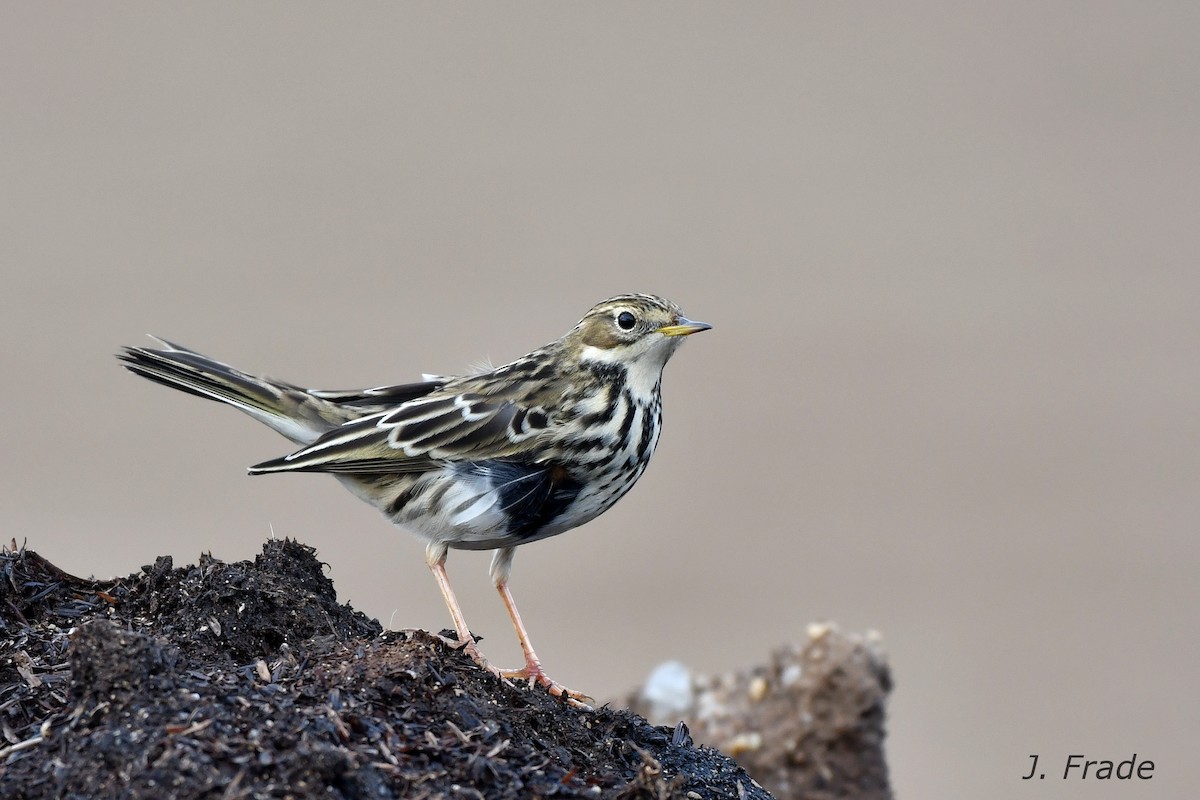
[248,392,544,475]
[307,380,446,407]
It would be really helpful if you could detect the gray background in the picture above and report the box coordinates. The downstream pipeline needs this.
[4,3,1197,798]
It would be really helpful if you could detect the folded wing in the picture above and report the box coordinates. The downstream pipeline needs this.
[249,392,550,475]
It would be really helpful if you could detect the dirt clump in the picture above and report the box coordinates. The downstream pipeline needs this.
[0,539,770,799]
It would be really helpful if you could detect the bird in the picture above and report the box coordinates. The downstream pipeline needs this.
[118,293,711,705]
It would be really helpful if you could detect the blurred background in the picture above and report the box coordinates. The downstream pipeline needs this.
[3,3,1197,797]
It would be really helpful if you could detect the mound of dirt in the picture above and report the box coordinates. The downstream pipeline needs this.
[0,540,772,799]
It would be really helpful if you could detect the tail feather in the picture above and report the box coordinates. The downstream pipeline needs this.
[117,339,335,446]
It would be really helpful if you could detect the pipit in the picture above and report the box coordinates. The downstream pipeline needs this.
[119,293,710,706]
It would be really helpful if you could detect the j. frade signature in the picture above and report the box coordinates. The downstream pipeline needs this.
[1022,754,1154,781]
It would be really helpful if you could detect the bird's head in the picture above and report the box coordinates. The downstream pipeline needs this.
[567,294,711,377]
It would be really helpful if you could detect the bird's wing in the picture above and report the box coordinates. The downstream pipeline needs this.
[307,380,448,409]
[248,392,551,475]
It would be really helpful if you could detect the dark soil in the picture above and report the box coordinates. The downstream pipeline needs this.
[0,539,771,799]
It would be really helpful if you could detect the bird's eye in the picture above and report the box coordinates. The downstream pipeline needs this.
[616,311,636,330]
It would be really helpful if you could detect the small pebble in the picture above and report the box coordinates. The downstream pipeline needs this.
[807,622,833,640]
[727,731,763,756]
[641,661,693,720]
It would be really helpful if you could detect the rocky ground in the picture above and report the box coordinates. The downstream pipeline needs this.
[0,539,890,799]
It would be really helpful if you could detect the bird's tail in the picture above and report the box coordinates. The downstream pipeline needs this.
[117,337,344,446]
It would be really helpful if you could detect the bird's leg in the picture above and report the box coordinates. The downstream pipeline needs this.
[490,548,594,708]
[426,543,499,677]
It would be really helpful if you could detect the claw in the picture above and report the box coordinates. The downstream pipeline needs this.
[426,556,594,709]
[434,632,473,651]
[434,634,592,707]
[498,662,594,709]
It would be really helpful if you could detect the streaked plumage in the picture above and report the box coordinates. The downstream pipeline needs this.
[119,293,710,705]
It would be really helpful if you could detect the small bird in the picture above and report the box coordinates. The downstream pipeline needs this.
[118,293,710,705]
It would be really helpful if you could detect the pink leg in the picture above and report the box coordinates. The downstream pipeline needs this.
[426,553,501,678]
[428,555,473,644]
[496,579,593,708]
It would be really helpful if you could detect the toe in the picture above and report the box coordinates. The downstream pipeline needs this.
[496,665,594,708]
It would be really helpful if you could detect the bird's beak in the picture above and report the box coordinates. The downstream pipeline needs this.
[656,317,713,337]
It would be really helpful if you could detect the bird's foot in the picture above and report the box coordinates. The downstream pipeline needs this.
[437,635,509,680]
[499,662,594,709]
[433,632,592,709]
[434,631,474,651]
[436,633,494,668]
